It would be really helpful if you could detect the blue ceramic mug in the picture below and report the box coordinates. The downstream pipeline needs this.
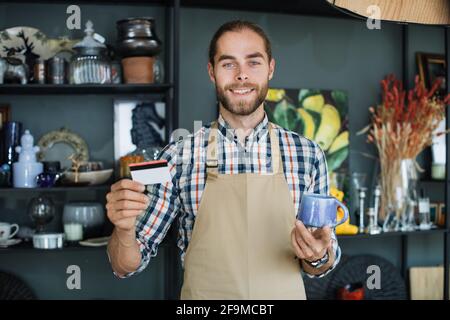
[297,193,349,228]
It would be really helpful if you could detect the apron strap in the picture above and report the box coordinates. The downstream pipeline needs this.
[206,121,283,175]
[206,121,219,174]
[269,123,283,175]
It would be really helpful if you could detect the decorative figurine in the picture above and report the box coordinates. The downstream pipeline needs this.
[13,130,43,188]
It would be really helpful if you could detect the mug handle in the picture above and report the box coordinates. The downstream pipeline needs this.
[334,199,349,225]
[9,224,19,239]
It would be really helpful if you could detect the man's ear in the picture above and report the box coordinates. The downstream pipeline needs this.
[268,58,275,80]
[207,62,216,84]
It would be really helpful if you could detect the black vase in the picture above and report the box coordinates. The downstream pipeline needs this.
[116,17,162,58]
[0,121,22,187]
[1,121,22,167]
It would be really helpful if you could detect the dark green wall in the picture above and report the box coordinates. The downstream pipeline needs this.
[178,8,447,270]
[0,4,447,299]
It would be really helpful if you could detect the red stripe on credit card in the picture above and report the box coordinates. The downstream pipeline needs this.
[129,160,168,171]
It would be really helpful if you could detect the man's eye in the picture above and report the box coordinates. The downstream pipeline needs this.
[250,61,261,66]
[223,63,234,68]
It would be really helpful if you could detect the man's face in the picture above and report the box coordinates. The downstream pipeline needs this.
[208,29,275,116]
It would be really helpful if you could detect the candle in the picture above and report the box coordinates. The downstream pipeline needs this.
[64,223,83,241]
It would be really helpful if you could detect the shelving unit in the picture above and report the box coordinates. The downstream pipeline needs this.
[0,0,448,300]
[0,83,173,95]
[0,0,181,300]
[338,228,448,240]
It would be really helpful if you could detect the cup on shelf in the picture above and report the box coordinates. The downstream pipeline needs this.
[0,222,19,244]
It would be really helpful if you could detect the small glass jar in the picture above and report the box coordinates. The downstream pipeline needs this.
[36,161,62,188]
[69,21,111,84]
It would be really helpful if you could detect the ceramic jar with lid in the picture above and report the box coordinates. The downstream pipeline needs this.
[116,17,162,84]
[116,17,162,58]
[69,20,111,84]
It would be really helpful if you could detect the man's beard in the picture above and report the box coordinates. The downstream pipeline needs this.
[216,81,268,116]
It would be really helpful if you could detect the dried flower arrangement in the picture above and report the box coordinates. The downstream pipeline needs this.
[361,74,450,220]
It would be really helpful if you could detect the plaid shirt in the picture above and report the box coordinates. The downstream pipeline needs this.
[125,112,341,279]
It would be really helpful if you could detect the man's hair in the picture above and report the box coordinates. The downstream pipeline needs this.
[208,20,272,66]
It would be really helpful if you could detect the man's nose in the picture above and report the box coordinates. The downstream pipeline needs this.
[235,67,249,81]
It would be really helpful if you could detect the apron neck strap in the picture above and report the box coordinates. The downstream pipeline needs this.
[206,122,220,173]
[269,123,282,175]
[206,121,283,175]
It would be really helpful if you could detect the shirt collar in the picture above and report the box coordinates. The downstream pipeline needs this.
[217,112,269,144]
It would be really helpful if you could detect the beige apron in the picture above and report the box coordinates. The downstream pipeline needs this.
[180,121,306,300]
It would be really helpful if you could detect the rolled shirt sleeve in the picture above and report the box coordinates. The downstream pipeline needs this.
[113,141,181,278]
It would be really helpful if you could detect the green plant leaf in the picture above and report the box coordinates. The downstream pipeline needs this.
[326,147,349,172]
[273,99,298,131]
[331,90,348,116]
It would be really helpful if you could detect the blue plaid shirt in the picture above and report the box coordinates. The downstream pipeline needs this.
[124,112,341,278]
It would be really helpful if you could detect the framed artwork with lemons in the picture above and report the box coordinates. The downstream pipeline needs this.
[265,88,349,174]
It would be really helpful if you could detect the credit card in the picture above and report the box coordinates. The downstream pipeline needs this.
[129,160,171,185]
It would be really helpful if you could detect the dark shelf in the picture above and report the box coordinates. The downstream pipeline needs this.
[419,179,448,184]
[338,228,448,240]
[0,0,168,5]
[0,185,111,193]
[0,83,173,95]
[181,0,359,19]
[1,0,358,19]
[0,237,173,252]
[0,241,107,252]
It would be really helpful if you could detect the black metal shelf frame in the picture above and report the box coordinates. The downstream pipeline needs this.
[444,26,450,301]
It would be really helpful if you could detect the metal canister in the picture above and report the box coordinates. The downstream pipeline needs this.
[46,57,68,84]
[111,60,122,84]
[33,58,46,84]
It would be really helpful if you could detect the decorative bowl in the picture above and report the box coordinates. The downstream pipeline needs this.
[62,169,113,186]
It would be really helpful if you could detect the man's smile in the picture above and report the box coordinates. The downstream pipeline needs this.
[228,88,256,96]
